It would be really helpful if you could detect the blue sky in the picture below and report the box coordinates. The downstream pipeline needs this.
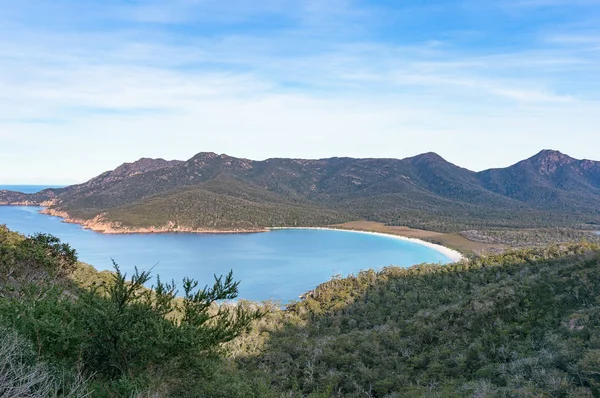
[1,0,599,183]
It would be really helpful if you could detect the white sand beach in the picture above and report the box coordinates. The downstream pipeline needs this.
[270,227,465,263]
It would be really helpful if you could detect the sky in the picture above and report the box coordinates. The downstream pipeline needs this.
[1,0,599,184]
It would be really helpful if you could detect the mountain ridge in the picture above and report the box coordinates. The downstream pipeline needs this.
[2,149,600,232]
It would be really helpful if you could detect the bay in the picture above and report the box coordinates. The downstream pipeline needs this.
[0,206,453,302]
[0,185,64,193]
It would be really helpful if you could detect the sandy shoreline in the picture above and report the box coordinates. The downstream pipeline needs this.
[270,227,465,262]
[35,206,463,262]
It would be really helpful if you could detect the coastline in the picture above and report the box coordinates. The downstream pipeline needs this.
[39,207,268,234]
[36,207,464,261]
[270,227,465,262]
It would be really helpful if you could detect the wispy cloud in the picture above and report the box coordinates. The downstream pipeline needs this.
[0,0,599,182]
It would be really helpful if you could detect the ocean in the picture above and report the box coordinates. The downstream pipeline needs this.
[0,205,454,302]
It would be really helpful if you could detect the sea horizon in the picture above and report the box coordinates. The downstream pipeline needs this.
[0,184,66,194]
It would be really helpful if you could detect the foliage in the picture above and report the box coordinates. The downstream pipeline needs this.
[6,150,600,232]
[236,243,600,397]
[3,225,600,397]
[460,228,600,247]
[0,227,262,397]
[102,185,350,230]
[0,226,78,291]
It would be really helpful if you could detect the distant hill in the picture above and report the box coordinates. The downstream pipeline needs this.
[2,150,600,232]
[479,150,600,212]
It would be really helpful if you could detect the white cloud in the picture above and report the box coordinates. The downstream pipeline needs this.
[0,0,599,183]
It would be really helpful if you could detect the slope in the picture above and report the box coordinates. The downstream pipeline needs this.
[3,150,600,232]
[238,243,600,397]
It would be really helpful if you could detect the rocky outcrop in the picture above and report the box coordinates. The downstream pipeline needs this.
[0,190,57,206]
[40,208,267,235]
[70,158,184,192]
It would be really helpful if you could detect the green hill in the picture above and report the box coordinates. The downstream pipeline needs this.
[237,243,600,397]
[2,150,600,232]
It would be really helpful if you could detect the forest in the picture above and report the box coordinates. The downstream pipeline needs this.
[1,225,600,397]
[4,149,600,233]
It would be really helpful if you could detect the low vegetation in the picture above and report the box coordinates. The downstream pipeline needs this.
[0,324,90,398]
[460,228,600,247]
[0,225,262,397]
[237,243,600,396]
[102,186,350,230]
[1,224,600,397]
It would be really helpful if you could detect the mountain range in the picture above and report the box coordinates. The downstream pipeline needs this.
[2,150,600,232]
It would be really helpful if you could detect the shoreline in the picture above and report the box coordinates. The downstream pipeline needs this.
[39,207,268,234]
[269,227,465,262]
[34,206,463,261]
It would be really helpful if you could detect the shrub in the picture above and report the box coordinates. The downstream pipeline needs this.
[0,325,90,398]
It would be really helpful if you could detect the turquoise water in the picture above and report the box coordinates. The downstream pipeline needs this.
[0,206,452,302]
[0,185,64,193]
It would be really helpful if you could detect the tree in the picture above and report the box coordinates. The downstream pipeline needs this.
[75,262,263,383]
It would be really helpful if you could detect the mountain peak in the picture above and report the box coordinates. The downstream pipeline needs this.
[530,149,575,162]
[523,149,575,175]
[532,149,572,160]
[190,152,229,165]
[409,152,447,163]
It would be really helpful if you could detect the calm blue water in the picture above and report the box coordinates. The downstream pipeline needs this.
[0,206,452,302]
[0,185,64,193]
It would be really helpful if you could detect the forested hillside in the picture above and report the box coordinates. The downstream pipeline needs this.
[2,150,600,232]
[1,226,600,397]
[234,242,600,397]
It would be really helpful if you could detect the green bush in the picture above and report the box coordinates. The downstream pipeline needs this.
[0,228,263,396]
[0,265,262,396]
